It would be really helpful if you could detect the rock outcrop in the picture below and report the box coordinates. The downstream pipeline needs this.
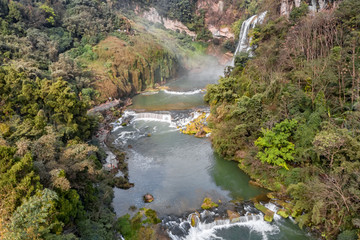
[91,35,179,101]
[281,0,338,17]
[196,0,240,39]
[139,7,196,37]
[144,193,154,203]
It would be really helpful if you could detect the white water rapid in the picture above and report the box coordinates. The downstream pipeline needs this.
[232,11,267,65]
[165,209,280,240]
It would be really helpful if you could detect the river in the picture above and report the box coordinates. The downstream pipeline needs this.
[109,59,314,239]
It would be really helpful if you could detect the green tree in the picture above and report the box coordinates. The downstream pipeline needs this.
[313,126,346,168]
[0,147,40,224]
[255,119,298,170]
[6,188,61,239]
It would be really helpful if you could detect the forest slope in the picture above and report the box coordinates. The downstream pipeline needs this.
[205,0,360,238]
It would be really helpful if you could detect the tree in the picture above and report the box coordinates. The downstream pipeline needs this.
[255,119,298,170]
[313,126,346,168]
[6,188,61,239]
[0,147,40,225]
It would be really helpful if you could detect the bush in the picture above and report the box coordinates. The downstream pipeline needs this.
[337,230,357,240]
[290,3,309,23]
[255,119,298,170]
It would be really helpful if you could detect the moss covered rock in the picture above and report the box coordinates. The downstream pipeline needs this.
[254,203,274,222]
[144,194,154,203]
[201,197,219,210]
[180,112,211,137]
[277,209,289,218]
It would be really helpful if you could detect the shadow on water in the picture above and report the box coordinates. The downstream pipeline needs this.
[112,119,267,217]
[210,153,268,200]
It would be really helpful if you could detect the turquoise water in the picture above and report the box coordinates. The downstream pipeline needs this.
[110,63,314,239]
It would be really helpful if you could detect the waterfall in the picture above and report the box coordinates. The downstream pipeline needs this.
[135,112,172,123]
[163,89,204,95]
[232,11,267,65]
[318,0,327,11]
[309,0,317,12]
[309,0,328,13]
[164,208,279,240]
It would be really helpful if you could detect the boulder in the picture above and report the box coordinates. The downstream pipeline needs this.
[201,197,219,210]
[195,129,207,138]
[277,209,289,218]
[226,210,240,221]
[254,203,274,222]
[144,193,154,203]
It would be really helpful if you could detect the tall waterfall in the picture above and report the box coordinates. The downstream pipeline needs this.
[318,0,327,11]
[309,0,317,12]
[309,0,327,12]
[232,11,267,65]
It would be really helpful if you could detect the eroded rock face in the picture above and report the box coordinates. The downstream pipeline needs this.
[280,0,292,17]
[281,0,336,17]
[140,7,196,37]
[196,0,240,39]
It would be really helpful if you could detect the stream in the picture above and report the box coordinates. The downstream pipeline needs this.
[110,59,314,239]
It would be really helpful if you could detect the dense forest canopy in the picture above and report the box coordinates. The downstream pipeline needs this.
[0,0,359,239]
[205,0,360,238]
[0,0,136,238]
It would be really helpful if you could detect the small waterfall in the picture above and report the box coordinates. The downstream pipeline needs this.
[134,112,172,123]
[232,11,267,65]
[164,208,279,240]
[264,202,281,221]
[318,0,327,11]
[163,89,204,95]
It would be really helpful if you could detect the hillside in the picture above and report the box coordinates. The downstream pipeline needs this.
[205,0,360,238]
[0,0,359,239]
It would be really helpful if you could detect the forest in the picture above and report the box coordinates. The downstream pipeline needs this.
[0,0,359,239]
[205,0,360,238]
[0,0,142,238]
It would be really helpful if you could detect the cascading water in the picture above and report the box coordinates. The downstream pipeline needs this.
[318,0,327,11]
[232,11,267,65]
[135,112,172,123]
[164,206,279,240]
[309,0,317,12]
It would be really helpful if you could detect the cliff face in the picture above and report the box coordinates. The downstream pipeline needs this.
[280,0,338,17]
[138,7,197,37]
[196,0,239,39]
[89,36,179,101]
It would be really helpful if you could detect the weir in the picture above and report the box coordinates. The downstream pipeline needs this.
[165,209,272,240]
[134,112,172,123]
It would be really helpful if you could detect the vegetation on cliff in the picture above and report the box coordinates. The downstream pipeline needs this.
[205,0,360,238]
[0,0,184,238]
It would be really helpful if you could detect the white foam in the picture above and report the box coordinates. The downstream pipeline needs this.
[180,217,279,240]
[163,89,204,95]
[114,130,143,145]
[174,111,209,128]
[134,112,172,123]
[141,91,159,95]
[233,11,267,65]
[168,209,280,240]
[264,202,281,221]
